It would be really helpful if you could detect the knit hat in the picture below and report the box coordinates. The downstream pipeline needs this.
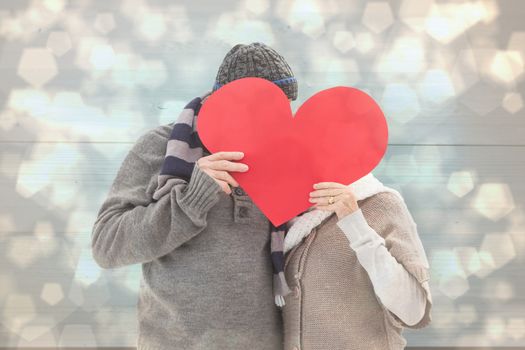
[212,42,298,101]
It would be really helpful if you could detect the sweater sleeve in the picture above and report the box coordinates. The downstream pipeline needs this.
[91,132,223,269]
[336,208,428,327]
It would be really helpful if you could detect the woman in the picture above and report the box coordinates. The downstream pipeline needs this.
[279,175,433,349]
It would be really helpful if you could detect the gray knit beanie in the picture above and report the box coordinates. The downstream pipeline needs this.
[212,42,298,101]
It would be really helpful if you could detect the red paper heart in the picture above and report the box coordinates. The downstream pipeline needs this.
[197,77,388,226]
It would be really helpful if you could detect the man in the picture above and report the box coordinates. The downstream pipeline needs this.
[91,42,298,349]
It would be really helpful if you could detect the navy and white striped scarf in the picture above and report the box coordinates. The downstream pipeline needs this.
[153,91,293,307]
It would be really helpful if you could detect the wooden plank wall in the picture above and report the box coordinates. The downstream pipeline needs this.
[0,0,524,347]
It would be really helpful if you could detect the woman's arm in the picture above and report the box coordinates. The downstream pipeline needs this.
[336,208,427,327]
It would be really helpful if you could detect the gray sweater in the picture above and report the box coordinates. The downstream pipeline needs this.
[91,124,283,349]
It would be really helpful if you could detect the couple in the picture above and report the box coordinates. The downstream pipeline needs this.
[91,42,432,350]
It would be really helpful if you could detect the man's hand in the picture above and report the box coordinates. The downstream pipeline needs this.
[196,151,249,194]
[309,182,359,220]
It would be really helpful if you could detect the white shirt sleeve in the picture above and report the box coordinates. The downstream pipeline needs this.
[336,208,427,326]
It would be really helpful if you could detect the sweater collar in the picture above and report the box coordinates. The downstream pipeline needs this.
[283,173,403,253]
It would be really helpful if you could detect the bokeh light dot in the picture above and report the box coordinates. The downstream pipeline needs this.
[17,48,58,88]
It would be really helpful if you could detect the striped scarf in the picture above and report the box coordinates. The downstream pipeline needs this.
[153,91,293,307]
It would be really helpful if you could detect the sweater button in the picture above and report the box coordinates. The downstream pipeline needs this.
[234,187,245,196]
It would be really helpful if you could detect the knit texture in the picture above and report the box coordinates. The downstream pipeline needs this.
[282,172,405,254]
[282,191,432,350]
[213,42,298,101]
[91,123,283,349]
[150,91,293,306]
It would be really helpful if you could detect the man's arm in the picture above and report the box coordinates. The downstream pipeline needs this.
[91,138,222,269]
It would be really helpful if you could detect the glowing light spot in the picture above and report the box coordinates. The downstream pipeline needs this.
[16,143,83,210]
[447,171,475,198]
[17,48,58,88]
[453,246,481,276]
[490,50,524,84]
[381,83,420,123]
[419,69,455,104]
[507,31,525,63]
[502,92,524,114]
[399,0,434,32]
[138,13,167,41]
[7,237,40,268]
[440,274,470,299]
[425,14,459,44]
[333,31,355,53]
[449,49,480,95]
[245,0,270,15]
[34,221,55,241]
[2,294,36,333]
[461,80,505,116]
[41,283,64,305]
[0,214,16,235]
[474,249,497,278]
[74,249,102,286]
[46,31,72,57]
[507,318,525,340]
[0,110,17,131]
[354,32,375,54]
[8,89,51,117]
[75,37,113,71]
[425,2,498,44]
[430,248,469,298]
[43,0,66,13]
[492,280,514,301]
[94,13,116,34]
[89,44,116,70]
[472,183,515,221]
[376,36,425,80]
[431,249,465,278]
[279,0,325,39]
[485,316,505,340]
[479,233,516,272]
[362,2,393,34]
[384,154,418,184]
[17,325,57,346]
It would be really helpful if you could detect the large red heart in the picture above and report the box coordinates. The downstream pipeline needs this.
[197,77,388,226]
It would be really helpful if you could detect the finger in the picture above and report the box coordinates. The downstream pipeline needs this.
[207,151,244,161]
[314,203,337,212]
[309,188,345,198]
[211,169,240,187]
[309,194,340,205]
[215,178,231,194]
[210,159,249,173]
[313,182,347,190]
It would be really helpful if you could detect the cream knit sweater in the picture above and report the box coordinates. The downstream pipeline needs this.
[282,191,433,349]
[282,173,430,330]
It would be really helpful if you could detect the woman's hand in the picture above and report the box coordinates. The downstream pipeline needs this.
[309,182,359,220]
